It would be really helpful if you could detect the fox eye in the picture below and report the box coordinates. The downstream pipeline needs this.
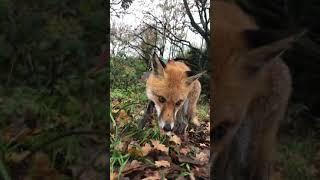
[158,96,166,103]
[175,100,183,106]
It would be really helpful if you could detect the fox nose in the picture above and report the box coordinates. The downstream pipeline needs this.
[163,124,172,132]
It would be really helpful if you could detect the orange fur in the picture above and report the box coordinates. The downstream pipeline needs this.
[146,58,202,135]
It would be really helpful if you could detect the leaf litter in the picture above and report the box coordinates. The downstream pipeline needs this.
[112,108,210,180]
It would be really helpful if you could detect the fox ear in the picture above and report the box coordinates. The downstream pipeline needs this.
[241,30,306,74]
[151,53,165,76]
[243,29,297,48]
[186,71,206,85]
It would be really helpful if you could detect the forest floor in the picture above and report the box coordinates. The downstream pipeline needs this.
[274,118,320,180]
[110,97,210,180]
[0,86,106,180]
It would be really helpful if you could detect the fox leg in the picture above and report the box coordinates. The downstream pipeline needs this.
[138,101,155,129]
[187,80,201,126]
[248,108,285,180]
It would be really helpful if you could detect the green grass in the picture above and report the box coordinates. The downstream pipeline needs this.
[277,134,319,180]
[0,73,106,179]
[110,111,168,177]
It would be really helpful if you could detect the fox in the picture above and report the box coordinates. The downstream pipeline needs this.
[138,53,204,137]
[210,1,304,179]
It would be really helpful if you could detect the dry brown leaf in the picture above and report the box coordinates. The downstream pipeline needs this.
[128,141,143,156]
[123,160,143,172]
[116,110,130,126]
[142,171,162,180]
[121,160,149,177]
[30,128,42,135]
[33,152,51,170]
[25,152,61,180]
[177,155,203,166]
[115,141,124,151]
[199,143,207,147]
[110,172,118,180]
[141,143,152,156]
[195,151,209,162]
[205,136,210,142]
[192,165,210,179]
[179,147,191,155]
[155,160,170,168]
[151,140,168,154]
[189,172,196,180]
[169,134,181,145]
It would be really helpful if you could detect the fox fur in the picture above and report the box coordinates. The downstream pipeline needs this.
[210,1,302,179]
[139,54,204,136]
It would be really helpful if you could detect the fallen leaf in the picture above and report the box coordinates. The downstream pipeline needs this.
[155,160,170,168]
[142,171,162,180]
[123,160,143,172]
[179,147,191,155]
[199,143,207,147]
[25,152,61,180]
[115,141,124,151]
[151,140,168,154]
[116,110,130,127]
[192,165,210,179]
[78,167,104,180]
[110,172,118,180]
[128,141,143,156]
[177,155,203,166]
[195,151,209,162]
[205,136,210,142]
[121,160,150,178]
[189,172,196,180]
[141,143,152,156]
[33,152,51,171]
[169,134,181,145]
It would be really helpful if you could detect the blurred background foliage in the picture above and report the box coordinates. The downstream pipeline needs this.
[0,0,107,179]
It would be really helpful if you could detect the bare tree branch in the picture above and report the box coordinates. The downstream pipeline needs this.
[183,0,209,46]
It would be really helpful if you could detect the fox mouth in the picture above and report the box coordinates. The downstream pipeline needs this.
[158,120,174,132]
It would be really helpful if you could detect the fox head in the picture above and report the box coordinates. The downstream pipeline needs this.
[146,53,204,132]
[212,34,297,147]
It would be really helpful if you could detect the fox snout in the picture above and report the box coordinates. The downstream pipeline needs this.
[159,120,174,132]
[158,104,176,132]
